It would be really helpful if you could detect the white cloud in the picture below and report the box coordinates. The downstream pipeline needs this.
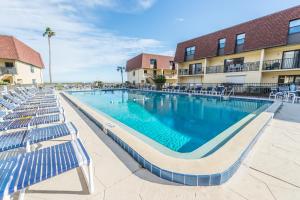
[175,17,185,22]
[137,0,156,10]
[82,0,156,12]
[0,0,163,82]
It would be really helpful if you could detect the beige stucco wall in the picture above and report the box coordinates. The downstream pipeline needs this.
[14,61,43,84]
[127,68,177,85]
[204,71,262,83]
[261,70,300,83]
[207,50,262,66]
[178,76,203,84]
[127,69,146,84]
[264,44,300,61]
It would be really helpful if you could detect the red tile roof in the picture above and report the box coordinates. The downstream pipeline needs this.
[126,53,174,72]
[174,5,300,63]
[0,35,44,68]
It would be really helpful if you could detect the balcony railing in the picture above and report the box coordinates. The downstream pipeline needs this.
[0,67,17,75]
[178,69,204,76]
[263,58,300,70]
[206,61,260,74]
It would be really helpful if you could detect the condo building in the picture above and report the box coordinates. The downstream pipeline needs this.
[174,6,300,85]
[0,35,44,85]
[126,53,176,85]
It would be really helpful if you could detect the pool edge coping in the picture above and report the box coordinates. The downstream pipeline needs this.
[61,91,282,186]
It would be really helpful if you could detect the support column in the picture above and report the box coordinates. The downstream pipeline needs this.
[203,58,208,84]
[259,49,265,83]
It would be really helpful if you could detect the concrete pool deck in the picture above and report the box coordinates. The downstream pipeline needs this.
[19,94,300,200]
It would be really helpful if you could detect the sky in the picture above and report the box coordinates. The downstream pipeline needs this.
[0,0,299,83]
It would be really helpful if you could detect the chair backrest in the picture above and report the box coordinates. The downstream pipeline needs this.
[0,98,17,110]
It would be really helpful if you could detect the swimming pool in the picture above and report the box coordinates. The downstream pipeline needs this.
[68,90,272,157]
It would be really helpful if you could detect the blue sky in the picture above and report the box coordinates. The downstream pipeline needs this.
[0,0,299,83]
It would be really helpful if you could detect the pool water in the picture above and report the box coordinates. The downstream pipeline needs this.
[69,90,271,153]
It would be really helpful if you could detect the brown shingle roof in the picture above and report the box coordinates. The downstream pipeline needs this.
[174,5,300,63]
[0,35,44,68]
[126,53,174,72]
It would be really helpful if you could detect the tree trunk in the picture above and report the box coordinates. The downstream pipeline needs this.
[48,37,52,83]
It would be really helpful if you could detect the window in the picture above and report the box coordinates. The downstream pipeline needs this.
[236,33,245,45]
[278,75,300,84]
[188,63,202,74]
[32,79,36,84]
[194,63,202,74]
[30,66,35,73]
[235,33,245,53]
[282,50,300,69]
[185,46,195,61]
[150,59,157,65]
[218,38,226,49]
[133,71,135,76]
[185,46,195,56]
[218,38,226,55]
[144,70,147,74]
[5,62,14,68]
[289,19,300,34]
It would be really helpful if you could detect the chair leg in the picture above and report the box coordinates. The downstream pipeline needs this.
[80,161,94,194]
[18,189,25,200]
[3,195,11,200]
[88,161,95,194]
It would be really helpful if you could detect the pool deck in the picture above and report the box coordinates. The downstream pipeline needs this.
[20,94,300,200]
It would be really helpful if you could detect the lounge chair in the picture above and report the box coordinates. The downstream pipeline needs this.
[0,98,59,112]
[193,86,202,93]
[173,86,180,92]
[0,122,77,152]
[3,107,64,120]
[0,114,65,131]
[180,86,187,92]
[0,139,94,200]
[269,87,278,99]
[2,94,23,105]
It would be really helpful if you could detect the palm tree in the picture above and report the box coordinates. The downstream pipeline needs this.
[43,27,55,83]
[117,66,125,86]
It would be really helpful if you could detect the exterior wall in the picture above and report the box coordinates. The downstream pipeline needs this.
[178,76,203,84]
[14,61,43,84]
[264,44,300,60]
[204,71,261,83]
[261,70,300,83]
[127,68,177,85]
[177,44,300,85]
[127,69,145,84]
[207,50,261,66]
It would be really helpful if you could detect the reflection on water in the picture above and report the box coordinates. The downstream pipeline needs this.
[70,90,271,153]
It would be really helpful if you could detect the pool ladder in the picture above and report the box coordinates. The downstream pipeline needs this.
[222,88,234,100]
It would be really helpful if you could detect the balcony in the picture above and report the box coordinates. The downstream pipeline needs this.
[178,69,204,76]
[206,61,260,74]
[0,67,17,75]
[263,58,300,71]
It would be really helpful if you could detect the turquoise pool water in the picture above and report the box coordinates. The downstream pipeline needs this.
[69,90,272,153]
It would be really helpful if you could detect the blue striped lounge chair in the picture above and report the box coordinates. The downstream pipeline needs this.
[9,91,26,102]
[2,94,23,105]
[0,122,77,152]
[0,138,94,200]
[3,107,64,120]
[0,114,65,131]
[0,98,58,112]
[14,102,59,112]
